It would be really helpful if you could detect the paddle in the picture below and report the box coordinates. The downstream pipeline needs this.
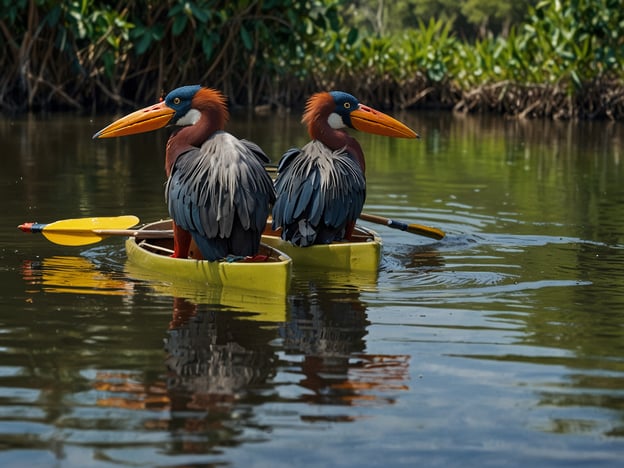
[17,215,147,246]
[19,211,444,247]
[358,213,445,240]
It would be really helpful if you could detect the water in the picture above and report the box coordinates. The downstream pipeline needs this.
[1,110,623,467]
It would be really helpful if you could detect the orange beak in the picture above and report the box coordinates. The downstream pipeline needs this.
[349,104,419,139]
[93,101,176,139]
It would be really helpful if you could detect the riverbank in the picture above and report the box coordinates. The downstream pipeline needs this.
[452,80,624,120]
[1,1,622,120]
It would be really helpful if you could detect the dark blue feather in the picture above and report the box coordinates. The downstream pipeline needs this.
[272,140,365,246]
[166,132,275,260]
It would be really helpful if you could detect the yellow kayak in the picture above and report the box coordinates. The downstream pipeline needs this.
[125,220,292,295]
[261,222,382,272]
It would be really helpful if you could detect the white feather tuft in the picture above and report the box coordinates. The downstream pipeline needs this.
[327,112,345,129]
[176,108,201,126]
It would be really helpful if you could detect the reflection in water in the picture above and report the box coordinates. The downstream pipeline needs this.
[165,298,279,405]
[538,373,624,437]
[90,291,410,453]
[282,281,409,417]
[383,241,446,273]
[21,249,411,453]
[88,297,283,454]
[82,304,279,458]
[163,298,280,451]
[124,254,288,321]
[21,255,133,296]
[158,278,410,443]
[93,371,169,412]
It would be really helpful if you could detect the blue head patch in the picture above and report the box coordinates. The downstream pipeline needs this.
[165,85,202,122]
[329,91,360,128]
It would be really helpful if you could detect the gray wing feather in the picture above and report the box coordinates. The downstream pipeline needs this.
[272,140,365,246]
[166,131,275,260]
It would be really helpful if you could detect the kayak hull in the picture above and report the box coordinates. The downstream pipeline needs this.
[261,223,382,272]
[125,220,292,294]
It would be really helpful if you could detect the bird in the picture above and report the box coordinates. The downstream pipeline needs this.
[271,91,418,247]
[93,85,275,261]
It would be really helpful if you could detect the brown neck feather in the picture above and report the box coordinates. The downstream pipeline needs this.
[165,88,228,175]
[303,92,366,172]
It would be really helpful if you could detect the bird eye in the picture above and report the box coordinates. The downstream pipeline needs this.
[173,97,181,105]
[344,102,351,109]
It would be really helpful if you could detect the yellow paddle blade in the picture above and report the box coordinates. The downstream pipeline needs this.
[41,215,140,246]
[405,223,445,240]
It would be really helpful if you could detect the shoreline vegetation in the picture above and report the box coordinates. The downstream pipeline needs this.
[1,0,622,119]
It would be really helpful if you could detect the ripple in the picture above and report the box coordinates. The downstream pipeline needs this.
[82,244,128,270]
[373,226,597,311]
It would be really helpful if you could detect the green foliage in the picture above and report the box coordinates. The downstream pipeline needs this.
[345,0,536,38]
[451,0,624,88]
[400,18,457,82]
[0,0,623,118]
[0,0,343,110]
[521,0,624,83]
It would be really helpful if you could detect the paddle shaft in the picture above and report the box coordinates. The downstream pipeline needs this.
[358,213,445,240]
[93,229,173,238]
[19,223,173,239]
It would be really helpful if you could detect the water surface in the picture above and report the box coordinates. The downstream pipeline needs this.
[1,111,623,467]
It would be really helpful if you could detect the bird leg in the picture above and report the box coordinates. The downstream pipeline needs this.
[172,221,192,258]
[344,220,356,241]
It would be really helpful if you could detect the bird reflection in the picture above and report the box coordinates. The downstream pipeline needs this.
[282,282,409,415]
[26,250,411,444]
[164,297,279,410]
[90,282,410,424]
[22,250,411,428]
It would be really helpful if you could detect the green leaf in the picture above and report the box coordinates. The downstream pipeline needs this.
[347,27,358,45]
[168,3,184,17]
[152,24,165,41]
[45,5,61,27]
[135,32,152,55]
[240,24,253,50]
[202,33,216,61]
[570,70,581,88]
[172,15,187,36]
[190,3,209,23]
